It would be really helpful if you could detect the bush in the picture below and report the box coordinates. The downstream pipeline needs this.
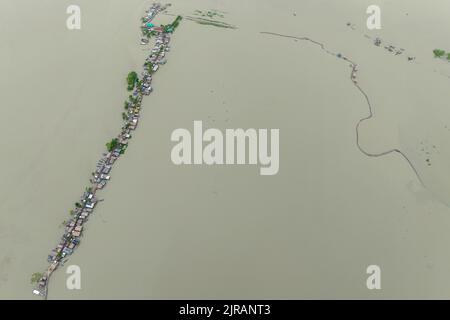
[433,49,446,58]
[31,272,43,284]
[126,71,138,91]
[106,138,119,152]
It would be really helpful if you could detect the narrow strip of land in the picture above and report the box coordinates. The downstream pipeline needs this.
[260,31,425,187]
[31,2,182,299]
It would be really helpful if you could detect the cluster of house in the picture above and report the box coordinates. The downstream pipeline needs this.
[139,6,172,95]
[93,151,116,189]
[49,191,98,263]
[141,34,171,96]
[140,2,169,44]
[32,188,99,296]
[33,2,174,298]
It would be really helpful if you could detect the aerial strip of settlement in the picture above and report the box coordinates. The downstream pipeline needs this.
[31,3,181,298]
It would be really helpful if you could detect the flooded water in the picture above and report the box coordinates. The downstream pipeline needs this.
[2,0,450,299]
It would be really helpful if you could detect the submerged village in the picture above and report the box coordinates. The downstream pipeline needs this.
[32,3,182,298]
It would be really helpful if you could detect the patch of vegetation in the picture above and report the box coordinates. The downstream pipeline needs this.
[128,95,139,105]
[142,26,159,38]
[144,61,154,73]
[433,49,446,58]
[120,144,128,155]
[31,272,43,284]
[164,15,183,33]
[186,16,237,29]
[136,80,142,90]
[106,138,119,152]
[126,71,138,91]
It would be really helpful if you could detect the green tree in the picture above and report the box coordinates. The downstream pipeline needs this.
[106,138,119,152]
[145,61,154,73]
[433,49,446,58]
[126,71,138,91]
